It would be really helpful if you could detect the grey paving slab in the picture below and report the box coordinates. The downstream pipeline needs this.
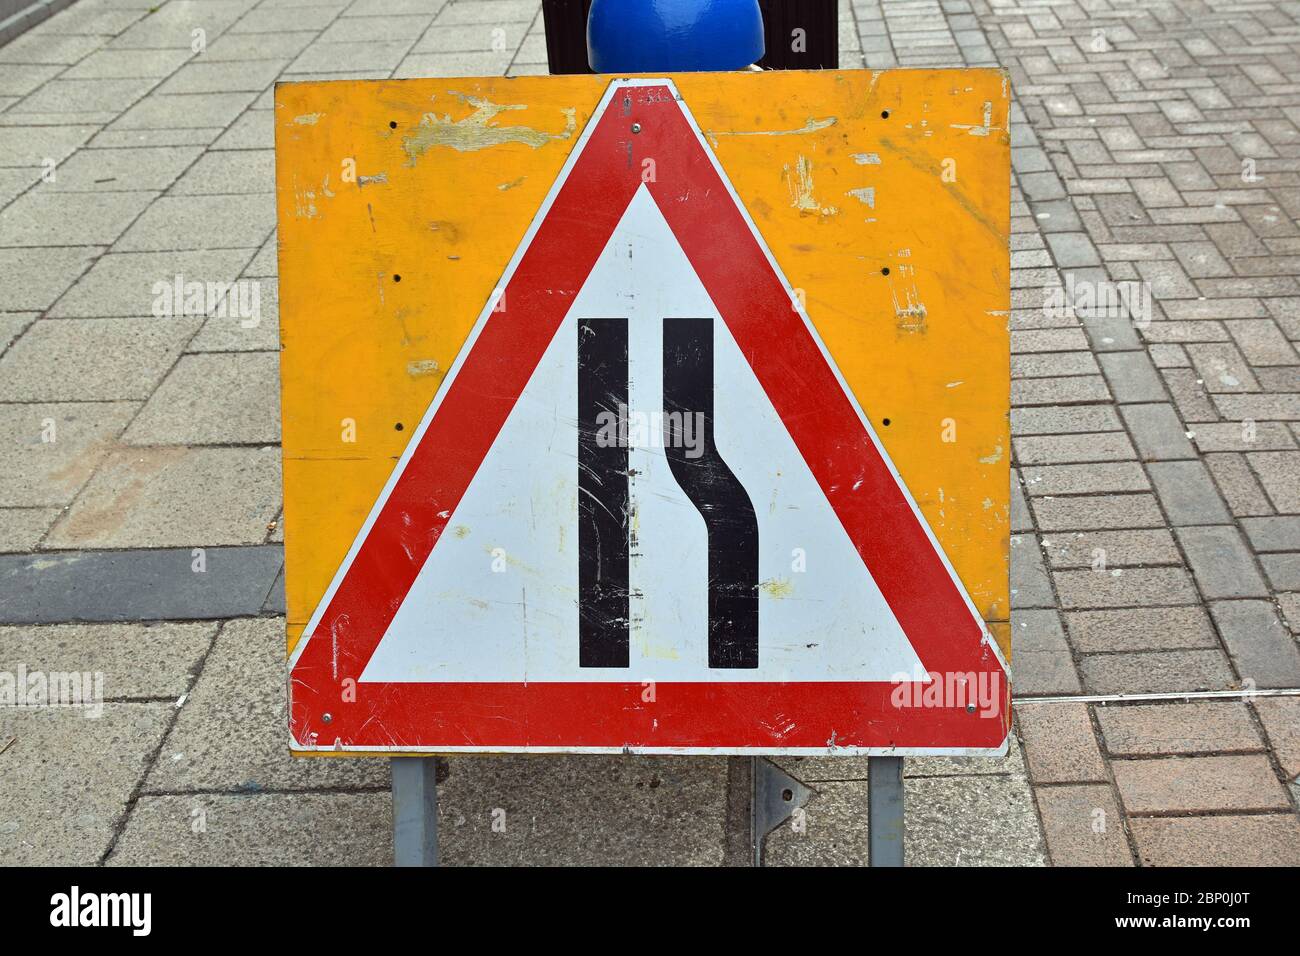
[1175,525,1271,600]
[0,311,36,352]
[61,48,195,80]
[765,772,1046,866]
[1147,459,1232,525]
[1010,532,1054,608]
[146,616,384,792]
[0,507,57,553]
[123,352,281,445]
[44,446,281,549]
[1208,600,1300,689]
[157,59,287,96]
[0,400,137,506]
[187,277,278,351]
[44,145,203,193]
[0,188,156,246]
[108,792,391,866]
[49,248,253,318]
[0,545,283,623]
[0,622,215,698]
[1079,649,1237,695]
[209,107,273,150]
[0,123,96,165]
[110,90,258,130]
[0,703,171,865]
[0,246,100,311]
[113,193,275,251]
[11,77,158,115]
[169,149,274,194]
[0,317,200,402]
[1120,402,1196,460]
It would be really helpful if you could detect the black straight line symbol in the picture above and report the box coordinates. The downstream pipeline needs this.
[577,318,630,668]
[662,318,760,668]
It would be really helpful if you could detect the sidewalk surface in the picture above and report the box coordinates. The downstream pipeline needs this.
[0,0,1297,866]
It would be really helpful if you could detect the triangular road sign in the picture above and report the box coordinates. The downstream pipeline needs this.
[288,78,1009,755]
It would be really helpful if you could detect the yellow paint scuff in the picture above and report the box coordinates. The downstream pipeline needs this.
[402,95,576,163]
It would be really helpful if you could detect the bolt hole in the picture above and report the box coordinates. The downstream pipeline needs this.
[395,422,404,431]
[389,120,397,129]
[782,788,794,802]
[392,274,401,282]
[881,267,890,276]
[882,418,892,426]
[881,110,890,119]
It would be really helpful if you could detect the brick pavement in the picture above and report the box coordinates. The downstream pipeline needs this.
[0,0,1297,865]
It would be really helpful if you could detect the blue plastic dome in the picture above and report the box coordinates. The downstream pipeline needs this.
[588,0,765,73]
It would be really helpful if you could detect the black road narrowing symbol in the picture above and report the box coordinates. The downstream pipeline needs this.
[577,317,759,670]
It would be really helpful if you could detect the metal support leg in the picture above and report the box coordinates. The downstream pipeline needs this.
[868,755,904,866]
[392,757,439,866]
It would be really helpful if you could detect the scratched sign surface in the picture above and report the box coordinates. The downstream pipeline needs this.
[277,70,1011,755]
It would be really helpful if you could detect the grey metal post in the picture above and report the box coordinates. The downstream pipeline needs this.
[868,755,904,866]
[391,757,439,866]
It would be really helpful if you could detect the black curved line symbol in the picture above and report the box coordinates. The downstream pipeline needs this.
[577,318,630,668]
[662,318,760,669]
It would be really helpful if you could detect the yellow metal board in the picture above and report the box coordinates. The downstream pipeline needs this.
[276,69,1011,751]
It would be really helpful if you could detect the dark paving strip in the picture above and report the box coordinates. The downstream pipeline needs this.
[0,545,284,623]
[0,0,79,48]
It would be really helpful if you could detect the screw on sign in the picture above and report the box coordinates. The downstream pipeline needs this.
[277,76,1011,757]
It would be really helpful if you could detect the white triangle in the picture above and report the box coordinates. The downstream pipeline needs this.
[360,186,927,684]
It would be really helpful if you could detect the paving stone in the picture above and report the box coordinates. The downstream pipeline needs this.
[1010,533,1053,609]
[1279,593,1300,635]
[1130,814,1300,866]
[1053,566,1198,609]
[1020,462,1149,497]
[109,793,391,867]
[110,91,259,130]
[1208,600,1300,689]
[44,446,281,549]
[210,108,274,150]
[1013,432,1136,465]
[0,124,96,166]
[1190,421,1295,453]
[1016,702,1107,783]
[1097,350,1168,403]
[1120,402,1196,460]
[1032,492,1168,532]
[12,77,157,115]
[1214,393,1300,421]
[0,246,100,311]
[1205,453,1274,518]
[146,617,386,793]
[187,277,279,351]
[42,145,203,193]
[124,352,281,445]
[1080,649,1236,695]
[1146,459,1232,525]
[1175,525,1270,599]
[0,703,172,865]
[766,774,1046,867]
[1013,375,1112,406]
[0,508,57,553]
[1033,784,1133,866]
[0,401,137,507]
[61,48,195,80]
[1096,701,1263,756]
[0,622,215,699]
[1041,529,1180,569]
[0,544,283,623]
[1248,451,1300,513]
[1011,404,1122,435]
[114,193,275,251]
[1251,697,1300,781]
[158,59,288,96]
[123,742,729,866]
[1262,553,1300,591]
[170,150,274,194]
[1187,341,1260,392]
[49,248,253,318]
[1065,606,1220,653]
[1113,754,1290,813]
[0,318,199,402]
[1226,318,1299,366]
[1240,516,1300,552]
